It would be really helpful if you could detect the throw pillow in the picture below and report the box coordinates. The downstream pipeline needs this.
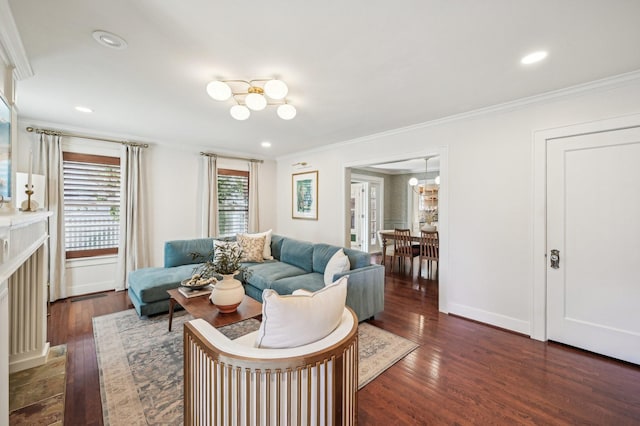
[324,248,350,285]
[256,229,274,260]
[256,276,348,349]
[213,240,241,269]
[237,233,265,263]
[238,229,273,260]
[213,239,240,255]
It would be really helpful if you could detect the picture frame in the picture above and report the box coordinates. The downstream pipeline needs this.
[0,94,11,202]
[292,170,318,220]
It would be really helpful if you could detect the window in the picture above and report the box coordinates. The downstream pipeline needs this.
[63,152,121,259]
[217,169,249,237]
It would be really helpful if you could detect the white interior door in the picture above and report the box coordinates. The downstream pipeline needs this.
[350,183,365,250]
[547,126,640,364]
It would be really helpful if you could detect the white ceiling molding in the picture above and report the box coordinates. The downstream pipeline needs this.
[0,0,33,79]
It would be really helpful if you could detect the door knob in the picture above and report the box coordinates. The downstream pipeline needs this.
[550,249,560,269]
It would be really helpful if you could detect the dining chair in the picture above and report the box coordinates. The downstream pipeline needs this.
[419,231,439,280]
[377,229,395,268]
[392,228,419,276]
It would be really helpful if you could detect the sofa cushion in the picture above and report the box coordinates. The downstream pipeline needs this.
[270,234,286,260]
[129,264,198,303]
[164,238,214,268]
[244,261,308,291]
[280,238,314,272]
[311,243,340,274]
[256,276,348,348]
[270,272,325,295]
[343,247,371,269]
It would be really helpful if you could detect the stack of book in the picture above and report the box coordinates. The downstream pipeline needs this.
[178,284,214,298]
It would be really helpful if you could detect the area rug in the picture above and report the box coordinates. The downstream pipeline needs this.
[93,309,418,425]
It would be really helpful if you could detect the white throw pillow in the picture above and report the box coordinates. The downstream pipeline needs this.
[240,229,273,260]
[256,276,348,349]
[324,248,350,285]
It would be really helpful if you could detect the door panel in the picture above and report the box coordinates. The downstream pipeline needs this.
[350,183,364,250]
[547,126,640,364]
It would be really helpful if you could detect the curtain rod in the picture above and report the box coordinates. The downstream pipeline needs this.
[26,126,149,148]
[200,152,263,163]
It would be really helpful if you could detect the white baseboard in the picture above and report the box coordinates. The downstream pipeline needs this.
[66,280,114,297]
[448,303,530,335]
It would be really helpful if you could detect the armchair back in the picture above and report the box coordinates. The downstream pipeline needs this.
[183,308,359,425]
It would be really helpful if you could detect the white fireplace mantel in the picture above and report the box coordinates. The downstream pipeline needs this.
[0,210,51,424]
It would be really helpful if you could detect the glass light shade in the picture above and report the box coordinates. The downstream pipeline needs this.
[230,105,250,120]
[245,93,267,111]
[277,104,297,120]
[264,79,288,99]
[408,177,418,186]
[206,81,232,101]
[435,175,441,185]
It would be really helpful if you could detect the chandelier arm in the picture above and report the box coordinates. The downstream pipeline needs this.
[222,79,251,86]
[248,79,271,85]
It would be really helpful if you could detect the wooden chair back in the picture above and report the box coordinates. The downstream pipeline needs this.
[419,231,439,260]
[393,228,413,256]
[419,231,439,279]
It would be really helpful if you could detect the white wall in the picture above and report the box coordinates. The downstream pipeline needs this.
[276,73,640,335]
[14,122,277,296]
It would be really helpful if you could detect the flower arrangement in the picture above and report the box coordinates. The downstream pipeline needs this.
[185,239,245,287]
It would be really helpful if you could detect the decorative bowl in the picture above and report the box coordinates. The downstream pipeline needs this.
[180,279,213,291]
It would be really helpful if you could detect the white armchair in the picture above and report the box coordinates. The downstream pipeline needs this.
[183,307,359,426]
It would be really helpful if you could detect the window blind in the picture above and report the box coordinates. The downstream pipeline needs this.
[218,169,249,237]
[63,152,121,258]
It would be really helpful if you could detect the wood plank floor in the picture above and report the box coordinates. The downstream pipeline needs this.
[48,264,640,425]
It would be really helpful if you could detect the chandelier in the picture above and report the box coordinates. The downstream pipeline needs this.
[206,78,297,121]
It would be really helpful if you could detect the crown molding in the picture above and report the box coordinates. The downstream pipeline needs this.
[0,0,33,80]
[277,69,640,161]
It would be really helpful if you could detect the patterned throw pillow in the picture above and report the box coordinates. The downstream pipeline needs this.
[237,234,266,263]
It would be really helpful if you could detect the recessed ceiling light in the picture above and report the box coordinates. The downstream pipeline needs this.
[92,30,128,50]
[521,51,548,65]
[75,106,93,113]
[261,141,271,148]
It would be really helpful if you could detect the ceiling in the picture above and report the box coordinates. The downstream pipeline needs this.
[362,158,440,174]
[7,0,640,159]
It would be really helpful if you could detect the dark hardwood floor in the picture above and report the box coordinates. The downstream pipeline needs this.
[48,263,640,425]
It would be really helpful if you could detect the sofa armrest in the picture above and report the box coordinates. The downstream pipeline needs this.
[335,265,385,321]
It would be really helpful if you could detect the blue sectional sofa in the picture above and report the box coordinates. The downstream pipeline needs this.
[127,234,385,321]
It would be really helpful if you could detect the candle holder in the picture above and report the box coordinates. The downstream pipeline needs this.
[20,184,39,212]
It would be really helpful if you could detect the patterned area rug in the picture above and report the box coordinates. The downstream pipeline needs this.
[93,309,418,425]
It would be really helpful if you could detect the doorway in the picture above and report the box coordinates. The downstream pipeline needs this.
[345,149,449,313]
[350,175,383,252]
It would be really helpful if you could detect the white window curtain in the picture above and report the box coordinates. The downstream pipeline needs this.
[201,155,218,237]
[35,133,66,301]
[248,160,260,232]
[115,145,149,290]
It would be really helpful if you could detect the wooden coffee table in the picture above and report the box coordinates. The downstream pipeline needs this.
[167,288,262,331]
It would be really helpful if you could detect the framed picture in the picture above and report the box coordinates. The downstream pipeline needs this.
[292,170,318,220]
[0,94,11,201]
